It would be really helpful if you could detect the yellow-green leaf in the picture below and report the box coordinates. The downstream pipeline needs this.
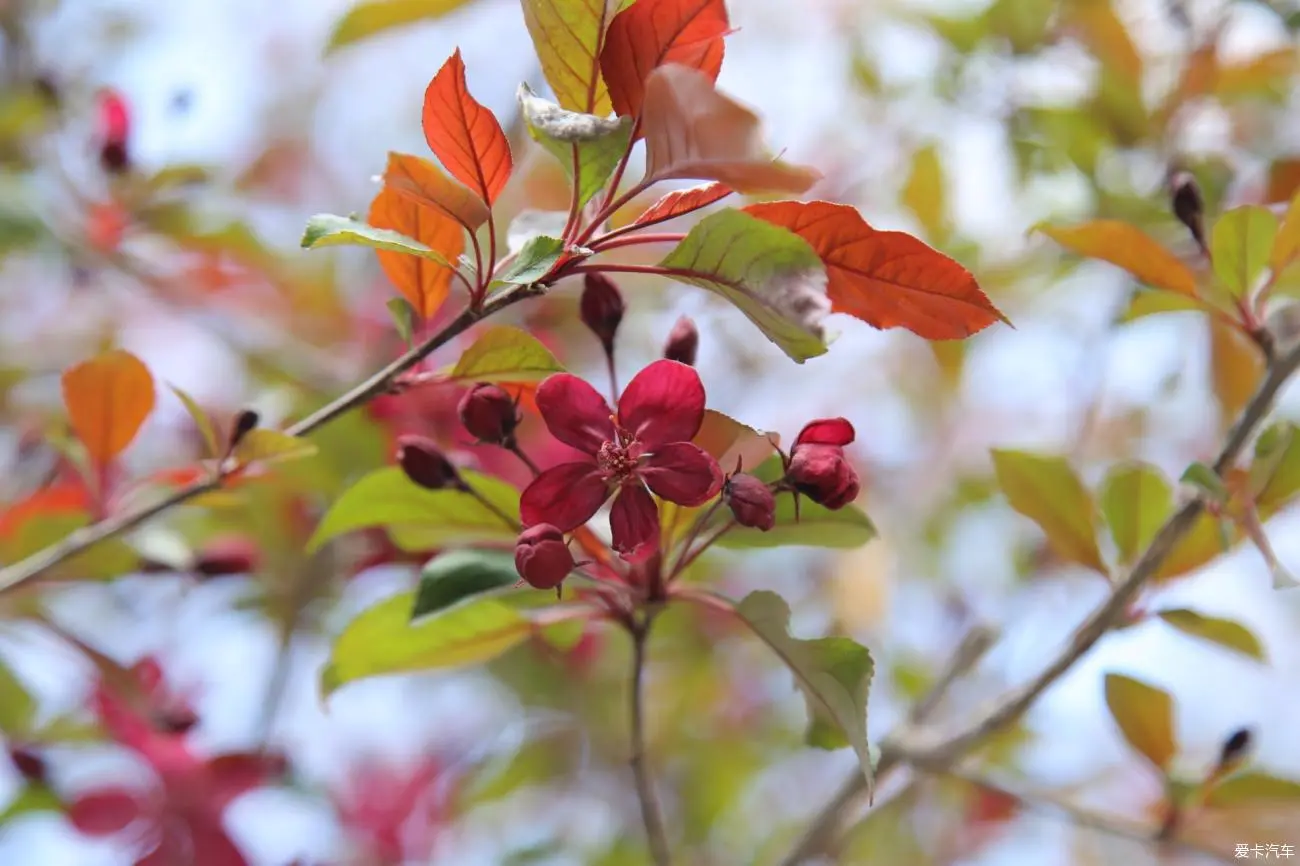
[300,214,453,267]
[231,429,318,466]
[521,0,618,115]
[321,592,534,696]
[990,449,1106,573]
[1156,608,1266,662]
[325,0,475,54]
[169,385,220,458]
[0,657,35,736]
[1099,462,1171,565]
[901,144,947,239]
[447,325,565,383]
[1207,772,1300,806]
[1211,205,1278,297]
[1253,422,1300,515]
[1035,220,1197,296]
[1103,672,1177,771]
[1270,188,1300,275]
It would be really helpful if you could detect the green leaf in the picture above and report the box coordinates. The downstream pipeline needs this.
[231,429,318,466]
[498,236,565,285]
[413,549,521,618]
[658,209,830,363]
[1211,205,1278,297]
[1103,672,1177,771]
[306,467,519,553]
[325,0,475,53]
[1099,462,1171,565]
[520,0,615,116]
[386,297,417,345]
[1180,461,1229,504]
[1119,288,1205,323]
[734,590,875,795]
[519,84,633,210]
[1156,609,1266,662]
[447,325,565,383]
[1252,422,1300,515]
[990,449,1106,574]
[0,784,61,823]
[0,657,36,736]
[1207,772,1300,806]
[300,214,453,268]
[321,592,534,697]
[169,385,220,458]
[705,455,875,550]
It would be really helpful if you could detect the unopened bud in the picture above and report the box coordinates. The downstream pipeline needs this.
[579,273,625,354]
[8,746,46,783]
[194,536,260,578]
[1218,727,1252,768]
[514,523,574,590]
[153,706,199,734]
[229,409,259,450]
[663,316,698,366]
[1170,171,1206,252]
[458,383,520,445]
[724,473,776,531]
[97,90,130,175]
[396,435,464,491]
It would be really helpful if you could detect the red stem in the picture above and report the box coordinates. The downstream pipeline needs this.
[589,233,687,254]
[562,143,584,244]
[567,263,675,279]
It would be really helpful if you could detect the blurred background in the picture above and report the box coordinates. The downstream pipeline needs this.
[0,0,1299,863]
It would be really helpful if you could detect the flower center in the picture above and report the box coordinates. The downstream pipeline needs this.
[596,439,638,481]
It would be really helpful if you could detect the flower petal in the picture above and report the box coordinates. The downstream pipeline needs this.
[617,360,706,448]
[68,789,144,836]
[535,374,615,454]
[521,462,610,532]
[207,752,286,811]
[609,484,661,562]
[640,443,723,506]
[794,417,855,447]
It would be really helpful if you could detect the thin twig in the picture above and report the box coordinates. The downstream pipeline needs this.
[938,767,1236,864]
[629,615,672,866]
[778,624,998,865]
[779,340,1300,864]
[0,282,547,596]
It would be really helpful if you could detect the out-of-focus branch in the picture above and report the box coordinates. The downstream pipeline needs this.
[629,614,672,866]
[781,338,1300,864]
[0,281,546,597]
[938,767,1236,865]
[778,624,999,865]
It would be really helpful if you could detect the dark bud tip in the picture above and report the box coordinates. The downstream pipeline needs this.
[153,706,200,735]
[458,383,520,446]
[8,746,47,783]
[99,141,129,175]
[396,435,464,491]
[724,473,776,531]
[229,409,259,450]
[579,272,625,354]
[663,315,699,366]
[194,536,260,578]
[1169,170,1206,251]
[514,523,574,590]
[1219,727,1252,767]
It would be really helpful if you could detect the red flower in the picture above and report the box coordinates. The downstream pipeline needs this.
[785,418,860,510]
[332,757,454,865]
[520,360,723,561]
[67,658,282,866]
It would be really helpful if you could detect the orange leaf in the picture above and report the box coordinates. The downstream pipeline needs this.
[61,350,156,465]
[1266,160,1300,205]
[1209,317,1264,429]
[368,185,464,319]
[422,49,512,206]
[641,65,819,194]
[745,200,1005,339]
[600,0,729,119]
[1035,220,1198,297]
[384,151,489,231]
[0,484,90,539]
[631,180,732,229]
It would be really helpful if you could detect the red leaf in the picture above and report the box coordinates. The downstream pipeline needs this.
[745,200,1007,339]
[600,0,730,119]
[422,50,512,206]
[631,181,732,229]
[368,185,465,319]
[0,483,89,538]
[641,66,819,194]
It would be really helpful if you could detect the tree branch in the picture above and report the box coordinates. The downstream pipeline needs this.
[0,282,546,597]
[630,615,672,866]
[780,338,1300,864]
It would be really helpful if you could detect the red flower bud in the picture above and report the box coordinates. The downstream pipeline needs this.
[1169,170,1206,252]
[786,443,860,510]
[97,90,130,175]
[579,272,625,353]
[724,473,776,530]
[663,316,698,366]
[458,383,520,445]
[396,435,464,491]
[194,536,260,578]
[514,523,574,590]
[8,746,46,783]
